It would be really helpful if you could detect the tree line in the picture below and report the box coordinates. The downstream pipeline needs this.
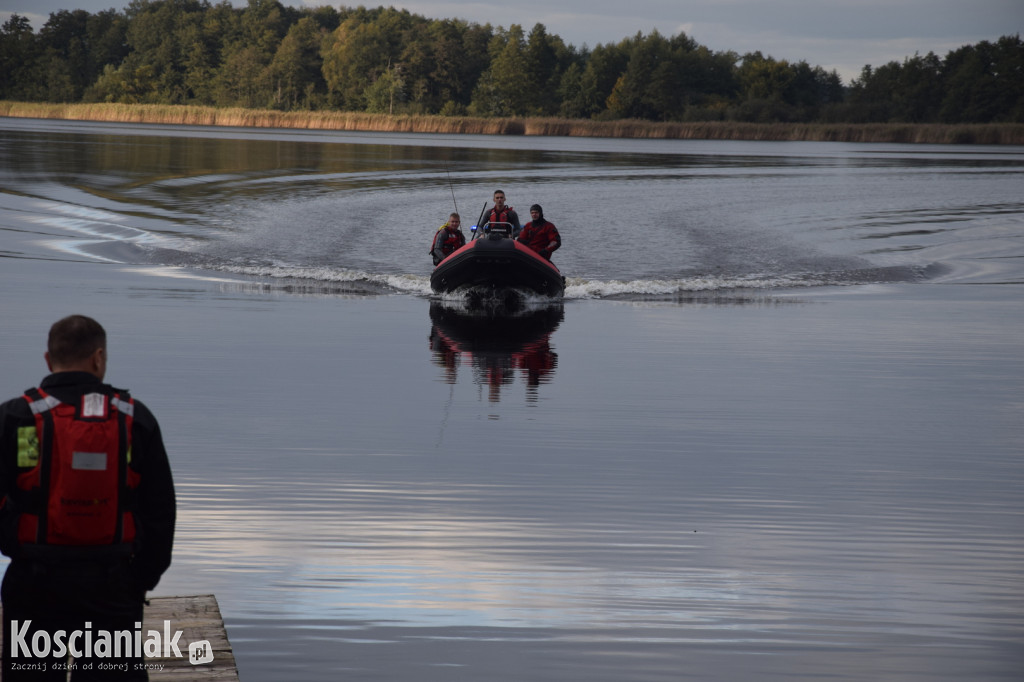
[2,0,1022,124]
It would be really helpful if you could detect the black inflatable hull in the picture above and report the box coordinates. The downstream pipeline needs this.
[430,235,565,297]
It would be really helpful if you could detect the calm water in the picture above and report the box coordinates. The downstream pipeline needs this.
[1,118,1022,681]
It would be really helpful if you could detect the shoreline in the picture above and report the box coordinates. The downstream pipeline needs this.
[3,101,1023,145]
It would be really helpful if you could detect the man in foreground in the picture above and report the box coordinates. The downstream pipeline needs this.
[0,315,176,680]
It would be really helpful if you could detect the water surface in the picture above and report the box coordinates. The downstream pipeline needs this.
[1,118,1022,681]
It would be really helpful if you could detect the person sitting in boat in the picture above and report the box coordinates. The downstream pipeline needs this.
[431,212,466,265]
[483,190,521,236]
[517,204,561,260]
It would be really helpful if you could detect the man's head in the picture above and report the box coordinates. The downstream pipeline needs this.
[448,213,461,229]
[493,191,507,208]
[46,315,107,379]
[530,204,543,221]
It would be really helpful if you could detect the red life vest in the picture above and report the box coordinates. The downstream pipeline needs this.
[15,387,139,549]
[428,223,464,254]
[487,205,515,227]
[437,227,465,255]
[430,225,466,264]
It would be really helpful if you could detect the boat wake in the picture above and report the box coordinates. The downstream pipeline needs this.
[199,260,935,300]
[0,175,949,301]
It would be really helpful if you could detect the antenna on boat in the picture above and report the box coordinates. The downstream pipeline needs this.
[444,163,460,216]
[472,202,488,240]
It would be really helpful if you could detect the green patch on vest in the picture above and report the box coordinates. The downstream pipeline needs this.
[17,427,39,468]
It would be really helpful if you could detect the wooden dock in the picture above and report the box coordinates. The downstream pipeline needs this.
[144,595,239,680]
[1,594,239,680]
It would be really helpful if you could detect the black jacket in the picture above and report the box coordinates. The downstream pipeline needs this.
[0,371,176,592]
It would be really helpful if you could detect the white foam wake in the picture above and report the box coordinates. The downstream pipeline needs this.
[209,260,855,297]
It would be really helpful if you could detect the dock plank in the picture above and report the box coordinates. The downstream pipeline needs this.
[144,595,239,681]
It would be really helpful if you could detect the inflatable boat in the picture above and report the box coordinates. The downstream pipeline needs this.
[430,223,565,297]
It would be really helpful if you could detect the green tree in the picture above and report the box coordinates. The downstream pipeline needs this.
[3,1,1020,126]
[240,0,288,57]
[733,52,820,121]
[0,14,40,100]
[988,35,1024,122]
[564,39,630,119]
[119,0,214,103]
[557,61,586,118]
[394,17,490,114]
[454,21,494,110]
[173,1,236,104]
[265,16,326,109]
[36,10,94,101]
[86,9,131,77]
[672,45,741,120]
[364,60,405,113]
[606,31,673,120]
[302,5,340,33]
[940,36,1024,122]
[469,25,532,116]
[322,18,387,109]
[738,52,794,100]
[321,8,415,110]
[891,52,943,121]
[87,62,159,103]
[847,63,895,121]
[214,44,267,106]
[524,23,574,114]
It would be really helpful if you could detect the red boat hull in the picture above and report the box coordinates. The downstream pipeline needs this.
[431,234,565,296]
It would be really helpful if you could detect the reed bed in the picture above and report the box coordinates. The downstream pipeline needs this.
[3,101,1022,145]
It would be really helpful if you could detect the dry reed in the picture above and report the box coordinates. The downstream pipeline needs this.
[2,101,1022,145]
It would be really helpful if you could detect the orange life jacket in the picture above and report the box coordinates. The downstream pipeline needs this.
[15,387,139,549]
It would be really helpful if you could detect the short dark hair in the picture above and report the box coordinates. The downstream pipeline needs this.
[48,315,106,366]
[493,190,505,197]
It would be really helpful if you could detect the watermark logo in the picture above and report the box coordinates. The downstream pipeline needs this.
[188,640,214,665]
[9,620,211,666]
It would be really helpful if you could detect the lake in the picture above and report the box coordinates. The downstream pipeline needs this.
[1,117,1022,681]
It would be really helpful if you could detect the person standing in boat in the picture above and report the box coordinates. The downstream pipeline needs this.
[431,212,466,265]
[517,204,561,261]
[483,190,521,236]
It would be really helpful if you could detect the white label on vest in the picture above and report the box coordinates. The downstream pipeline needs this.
[72,451,108,471]
[82,393,106,418]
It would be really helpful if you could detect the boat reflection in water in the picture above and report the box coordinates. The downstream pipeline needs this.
[428,296,564,403]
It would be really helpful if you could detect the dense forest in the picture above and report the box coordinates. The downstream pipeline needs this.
[1,0,1022,124]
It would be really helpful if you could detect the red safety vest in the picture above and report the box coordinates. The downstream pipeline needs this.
[437,227,465,255]
[487,205,515,227]
[430,226,465,264]
[15,387,139,548]
[428,224,464,253]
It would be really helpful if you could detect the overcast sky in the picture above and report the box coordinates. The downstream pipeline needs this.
[3,0,1022,83]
